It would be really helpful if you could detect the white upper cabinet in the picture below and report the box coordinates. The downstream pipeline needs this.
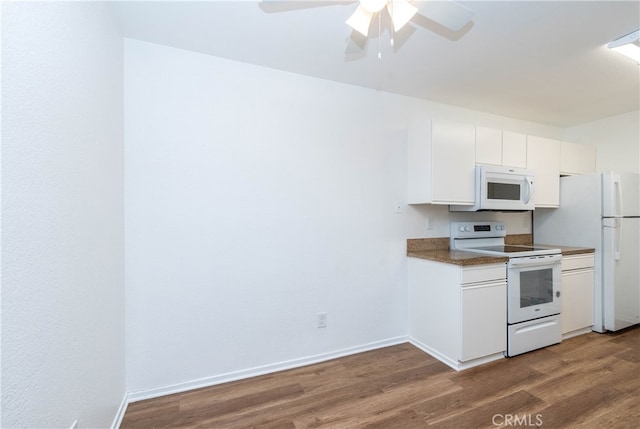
[410,119,593,208]
[560,141,596,175]
[408,119,475,205]
[527,136,561,207]
[475,127,527,168]
[502,131,527,168]
[475,126,502,165]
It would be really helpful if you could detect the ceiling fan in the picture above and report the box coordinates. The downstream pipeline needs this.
[260,0,475,56]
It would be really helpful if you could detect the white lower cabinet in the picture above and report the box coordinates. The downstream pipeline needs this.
[408,259,507,370]
[561,254,595,338]
[461,282,507,361]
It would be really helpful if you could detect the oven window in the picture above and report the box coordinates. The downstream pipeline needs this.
[487,182,521,201]
[520,268,554,307]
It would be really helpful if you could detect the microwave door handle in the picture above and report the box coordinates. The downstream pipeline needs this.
[524,177,534,204]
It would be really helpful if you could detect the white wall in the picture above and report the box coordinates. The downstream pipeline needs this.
[124,39,560,396]
[564,110,640,174]
[124,39,417,395]
[408,205,534,238]
[1,3,125,428]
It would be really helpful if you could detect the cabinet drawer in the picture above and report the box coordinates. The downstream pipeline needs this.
[562,254,595,271]
[461,264,506,284]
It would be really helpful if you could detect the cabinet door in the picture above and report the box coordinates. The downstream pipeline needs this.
[502,131,527,168]
[475,126,502,165]
[561,269,594,334]
[461,282,507,361]
[432,120,475,204]
[527,136,560,207]
[560,141,596,175]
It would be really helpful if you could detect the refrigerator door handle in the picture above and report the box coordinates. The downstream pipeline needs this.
[603,217,621,260]
[615,218,622,260]
[614,175,623,218]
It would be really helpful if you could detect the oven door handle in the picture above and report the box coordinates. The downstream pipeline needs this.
[508,255,562,268]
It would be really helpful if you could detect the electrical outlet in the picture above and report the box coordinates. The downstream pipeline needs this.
[317,312,327,328]
[394,201,403,214]
[426,217,434,230]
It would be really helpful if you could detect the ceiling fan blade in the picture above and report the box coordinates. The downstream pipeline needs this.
[412,0,474,32]
[345,30,368,55]
[259,0,355,14]
[387,0,418,32]
[391,21,416,52]
[345,4,374,37]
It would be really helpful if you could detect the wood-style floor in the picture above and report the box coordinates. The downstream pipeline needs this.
[121,327,639,428]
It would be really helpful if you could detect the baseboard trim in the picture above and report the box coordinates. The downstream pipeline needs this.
[409,338,461,370]
[126,336,409,404]
[111,393,129,429]
[408,337,504,371]
[562,326,593,340]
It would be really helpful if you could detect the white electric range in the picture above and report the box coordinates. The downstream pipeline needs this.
[450,222,563,357]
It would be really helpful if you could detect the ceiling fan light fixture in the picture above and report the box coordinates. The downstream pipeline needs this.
[387,0,418,32]
[346,5,373,37]
[607,29,640,64]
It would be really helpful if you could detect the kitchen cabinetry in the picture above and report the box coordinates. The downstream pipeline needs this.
[476,127,527,168]
[475,126,502,165]
[409,117,592,208]
[408,259,507,370]
[503,131,528,168]
[560,141,596,175]
[408,119,475,205]
[461,280,507,361]
[561,254,595,338]
[527,136,561,207]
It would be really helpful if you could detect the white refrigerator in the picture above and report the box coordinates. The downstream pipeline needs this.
[534,172,640,333]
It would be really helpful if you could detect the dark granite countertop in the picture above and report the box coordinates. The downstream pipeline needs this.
[407,238,507,266]
[407,249,508,266]
[531,244,596,256]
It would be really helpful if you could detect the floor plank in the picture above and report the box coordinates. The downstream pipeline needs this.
[426,390,547,429]
[121,326,639,429]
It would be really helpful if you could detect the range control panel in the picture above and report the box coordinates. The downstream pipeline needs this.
[450,221,506,239]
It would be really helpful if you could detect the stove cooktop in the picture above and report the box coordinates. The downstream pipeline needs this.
[471,245,554,253]
[449,222,561,257]
[463,245,561,258]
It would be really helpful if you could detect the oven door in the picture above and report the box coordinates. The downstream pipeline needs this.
[508,254,562,324]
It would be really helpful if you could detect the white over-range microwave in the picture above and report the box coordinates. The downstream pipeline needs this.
[450,165,535,211]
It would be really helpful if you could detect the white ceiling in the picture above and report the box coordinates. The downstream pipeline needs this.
[112,0,640,127]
